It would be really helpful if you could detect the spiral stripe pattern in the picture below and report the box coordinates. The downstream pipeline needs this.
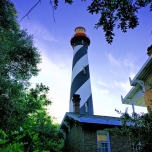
[69,45,94,114]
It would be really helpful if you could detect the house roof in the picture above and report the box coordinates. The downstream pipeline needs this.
[59,112,122,131]
[122,54,152,107]
[130,54,152,86]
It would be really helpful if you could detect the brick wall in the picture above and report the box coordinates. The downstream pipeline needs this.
[83,126,98,152]
[144,70,152,110]
[110,133,131,152]
[65,122,131,152]
[65,122,84,152]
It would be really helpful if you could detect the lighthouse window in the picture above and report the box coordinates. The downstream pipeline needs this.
[85,102,88,112]
[83,67,86,75]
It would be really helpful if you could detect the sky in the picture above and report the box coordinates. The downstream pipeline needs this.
[12,0,152,123]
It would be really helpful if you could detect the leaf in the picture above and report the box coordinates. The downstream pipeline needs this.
[29,119,34,125]
[33,133,38,141]
[0,139,8,145]
[0,129,7,137]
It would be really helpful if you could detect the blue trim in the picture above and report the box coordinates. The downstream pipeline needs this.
[72,46,88,69]
[70,65,90,101]
[108,132,111,152]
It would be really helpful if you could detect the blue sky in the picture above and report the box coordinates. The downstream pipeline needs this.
[12,0,151,122]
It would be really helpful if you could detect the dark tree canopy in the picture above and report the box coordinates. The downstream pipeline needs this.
[22,0,152,43]
[87,0,152,43]
[111,83,152,152]
[0,0,64,151]
[0,0,18,31]
[110,110,152,152]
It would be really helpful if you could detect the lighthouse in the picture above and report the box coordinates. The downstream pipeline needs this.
[69,26,94,115]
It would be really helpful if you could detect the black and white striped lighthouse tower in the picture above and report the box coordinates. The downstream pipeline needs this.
[69,26,94,115]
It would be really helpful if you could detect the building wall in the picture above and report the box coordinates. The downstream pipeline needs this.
[83,126,98,152]
[144,70,152,110]
[65,122,131,152]
[65,122,84,152]
[110,133,131,152]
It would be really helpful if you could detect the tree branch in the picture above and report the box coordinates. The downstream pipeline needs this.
[19,0,42,23]
[20,0,57,23]
[49,0,56,22]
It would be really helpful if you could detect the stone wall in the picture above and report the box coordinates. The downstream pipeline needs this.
[110,133,131,152]
[83,126,98,152]
[65,122,84,152]
[65,122,132,152]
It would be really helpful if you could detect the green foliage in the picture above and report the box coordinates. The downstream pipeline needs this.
[110,108,152,152]
[0,0,42,132]
[53,0,152,43]
[0,113,64,152]
[0,0,64,151]
[0,0,18,31]
[87,0,152,43]
[20,0,152,43]
[0,29,41,132]
[0,72,64,147]
[111,82,152,152]
[0,82,64,151]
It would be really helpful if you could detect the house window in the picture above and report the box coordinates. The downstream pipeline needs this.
[129,136,141,152]
[130,142,141,152]
[97,131,111,152]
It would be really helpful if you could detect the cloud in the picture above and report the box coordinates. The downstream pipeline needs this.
[30,52,71,123]
[21,22,58,42]
[107,53,139,71]
[114,80,131,94]
[110,70,118,76]
[98,80,109,87]
[124,60,135,68]
[123,54,136,69]
[107,53,121,66]
[99,89,109,94]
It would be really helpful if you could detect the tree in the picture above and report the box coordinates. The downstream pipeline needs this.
[21,0,152,44]
[0,0,41,132]
[87,0,152,44]
[109,110,152,152]
[0,0,64,151]
[111,81,152,152]
[0,84,64,152]
[0,0,18,31]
